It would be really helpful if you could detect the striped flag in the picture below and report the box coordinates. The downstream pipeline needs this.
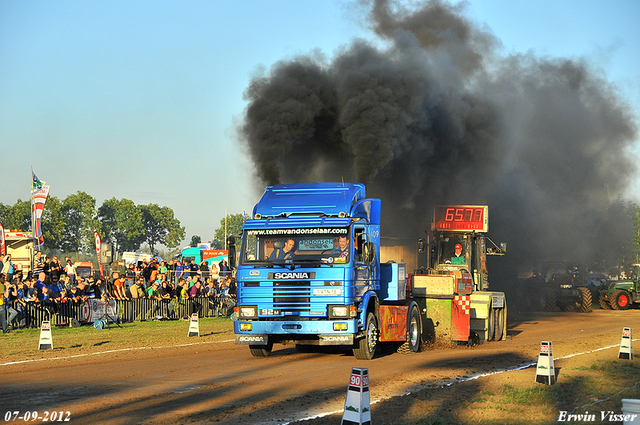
[0,223,5,256]
[94,232,104,278]
[31,170,50,249]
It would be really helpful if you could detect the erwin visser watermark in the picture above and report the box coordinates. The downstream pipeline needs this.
[558,411,637,422]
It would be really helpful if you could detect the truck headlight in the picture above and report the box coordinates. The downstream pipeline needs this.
[329,305,349,318]
[239,306,258,319]
[240,323,252,331]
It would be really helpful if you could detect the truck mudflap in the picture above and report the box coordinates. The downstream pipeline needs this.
[236,334,269,345]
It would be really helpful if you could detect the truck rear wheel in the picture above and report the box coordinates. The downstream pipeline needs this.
[397,306,421,354]
[353,312,378,360]
[249,342,274,357]
[611,290,631,310]
[599,292,612,310]
[578,287,592,313]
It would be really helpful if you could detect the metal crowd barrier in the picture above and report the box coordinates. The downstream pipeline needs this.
[122,270,231,285]
[1,296,236,329]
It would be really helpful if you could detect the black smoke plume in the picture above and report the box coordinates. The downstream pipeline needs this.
[239,0,638,277]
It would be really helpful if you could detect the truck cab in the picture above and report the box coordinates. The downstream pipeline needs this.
[234,183,384,359]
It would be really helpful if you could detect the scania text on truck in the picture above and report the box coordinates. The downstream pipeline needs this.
[234,183,508,359]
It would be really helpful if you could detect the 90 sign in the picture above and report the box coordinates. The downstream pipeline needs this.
[433,205,489,232]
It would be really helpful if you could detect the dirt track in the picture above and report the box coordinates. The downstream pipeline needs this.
[2,309,640,424]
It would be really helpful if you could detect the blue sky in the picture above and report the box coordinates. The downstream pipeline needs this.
[1,0,639,249]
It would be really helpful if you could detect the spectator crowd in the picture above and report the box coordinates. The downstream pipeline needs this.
[0,253,237,334]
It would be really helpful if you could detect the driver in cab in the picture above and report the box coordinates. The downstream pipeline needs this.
[450,243,465,265]
[269,238,296,260]
[332,235,349,258]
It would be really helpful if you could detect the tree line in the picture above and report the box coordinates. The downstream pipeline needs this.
[0,192,185,255]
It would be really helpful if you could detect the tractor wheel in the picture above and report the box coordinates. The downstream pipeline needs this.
[578,287,592,313]
[353,312,378,360]
[397,305,421,354]
[249,342,273,357]
[599,292,613,310]
[611,290,631,311]
[544,287,558,312]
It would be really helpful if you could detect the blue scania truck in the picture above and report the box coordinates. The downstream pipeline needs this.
[234,182,507,359]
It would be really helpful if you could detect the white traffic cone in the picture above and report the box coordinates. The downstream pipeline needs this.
[535,341,555,385]
[341,368,371,425]
[619,327,633,360]
[187,313,200,337]
[38,321,53,350]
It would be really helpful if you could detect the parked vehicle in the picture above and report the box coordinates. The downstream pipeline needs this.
[600,264,640,310]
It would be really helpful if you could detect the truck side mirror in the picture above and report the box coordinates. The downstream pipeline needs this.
[362,242,376,265]
[417,238,425,253]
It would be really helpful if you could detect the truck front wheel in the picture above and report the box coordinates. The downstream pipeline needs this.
[353,312,378,360]
[611,290,631,310]
[249,342,274,357]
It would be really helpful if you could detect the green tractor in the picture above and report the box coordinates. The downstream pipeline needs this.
[600,264,640,310]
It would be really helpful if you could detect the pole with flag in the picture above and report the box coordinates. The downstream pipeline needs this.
[94,232,105,278]
[0,223,5,256]
[31,168,50,250]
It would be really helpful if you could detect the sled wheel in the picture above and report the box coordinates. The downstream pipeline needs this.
[493,303,506,341]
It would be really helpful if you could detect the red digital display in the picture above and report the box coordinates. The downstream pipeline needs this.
[433,206,488,232]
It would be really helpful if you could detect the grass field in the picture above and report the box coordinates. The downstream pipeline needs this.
[0,317,236,364]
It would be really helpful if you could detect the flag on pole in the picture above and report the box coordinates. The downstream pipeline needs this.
[31,169,50,250]
[0,223,5,256]
[32,171,45,191]
[94,232,105,278]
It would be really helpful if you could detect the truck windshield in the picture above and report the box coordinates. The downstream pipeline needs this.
[240,227,351,265]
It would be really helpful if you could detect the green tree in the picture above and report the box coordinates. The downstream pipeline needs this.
[590,198,639,276]
[140,204,185,254]
[190,235,202,247]
[212,213,245,249]
[97,198,145,253]
[0,199,31,230]
[60,191,98,257]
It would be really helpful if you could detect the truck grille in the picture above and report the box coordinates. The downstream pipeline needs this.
[273,281,310,310]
